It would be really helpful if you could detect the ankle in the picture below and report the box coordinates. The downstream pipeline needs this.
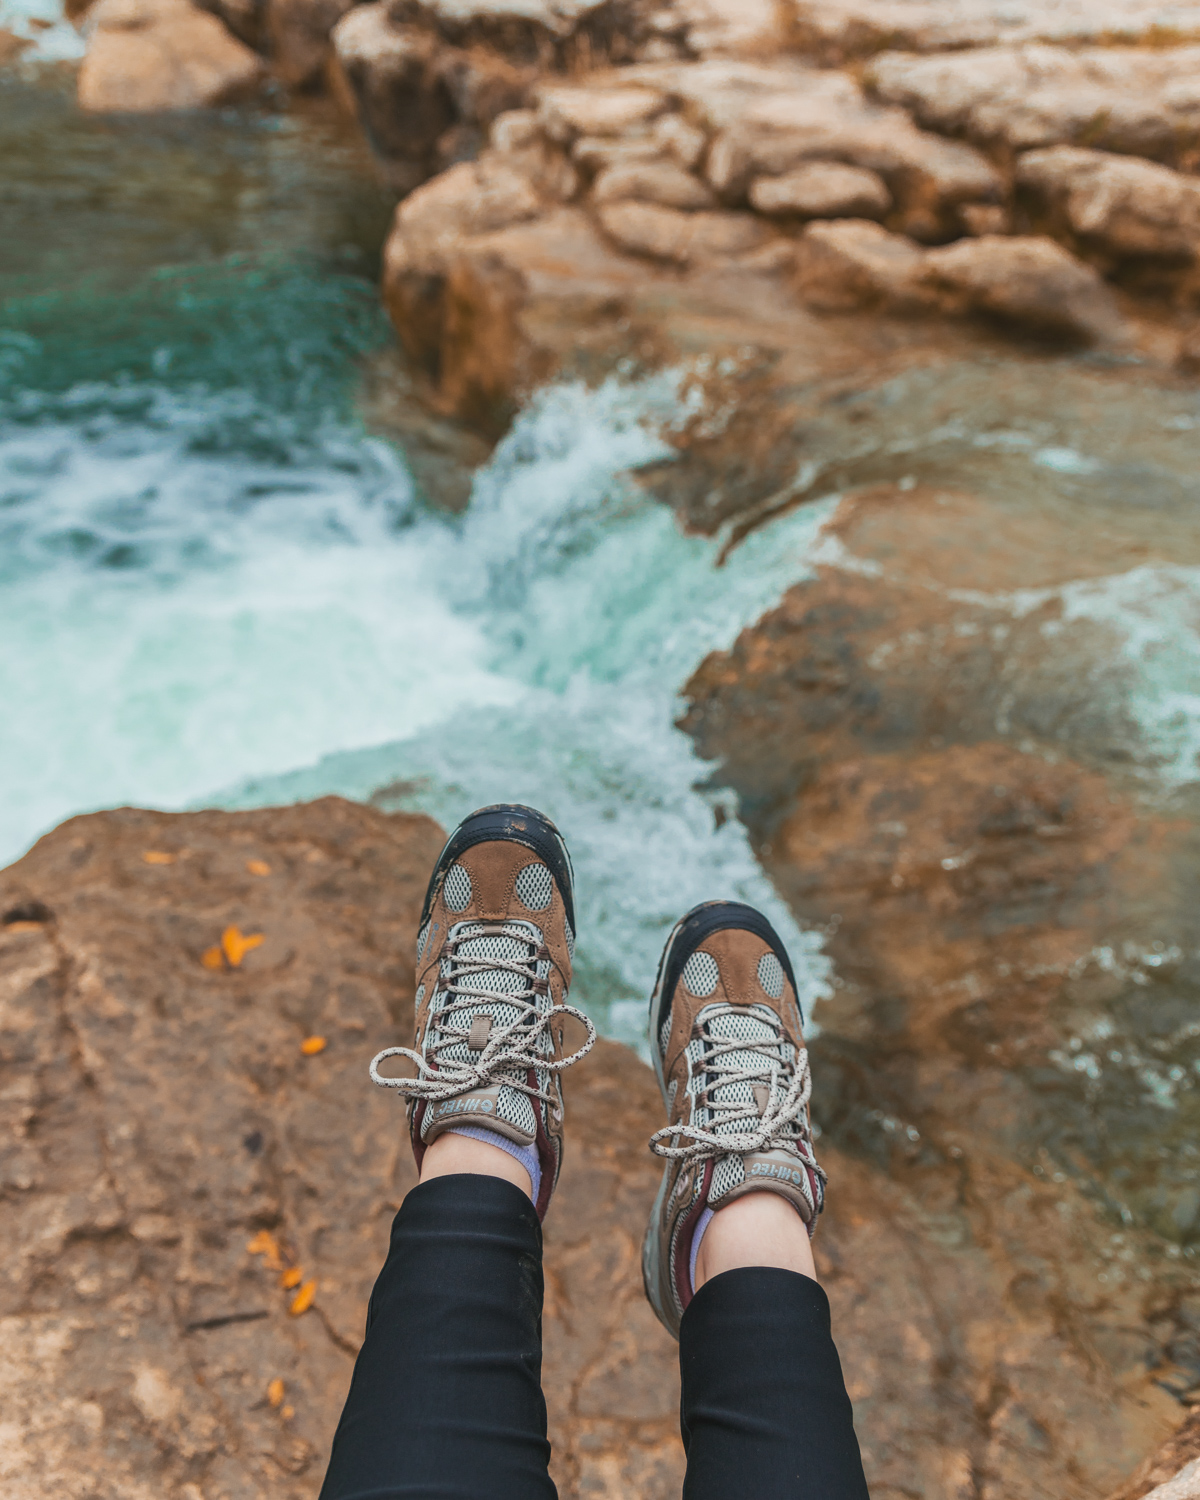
[419,1131,534,1201]
[694,1190,816,1290]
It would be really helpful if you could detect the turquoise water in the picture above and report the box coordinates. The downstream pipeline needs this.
[0,72,831,1045]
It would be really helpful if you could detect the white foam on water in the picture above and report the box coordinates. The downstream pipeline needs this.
[1,374,834,1045]
[0,0,85,59]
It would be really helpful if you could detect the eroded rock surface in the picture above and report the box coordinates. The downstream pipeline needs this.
[3,792,1197,1496]
[868,45,1200,167]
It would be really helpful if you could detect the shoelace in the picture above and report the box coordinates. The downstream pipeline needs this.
[648,1004,822,1175]
[370,921,596,1104]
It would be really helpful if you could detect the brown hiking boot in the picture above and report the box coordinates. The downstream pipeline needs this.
[642,901,826,1337]
[370,804,595,1220]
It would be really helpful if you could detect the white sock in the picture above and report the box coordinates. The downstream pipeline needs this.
[446,1125,542,1203]
[689,1206,715,1293]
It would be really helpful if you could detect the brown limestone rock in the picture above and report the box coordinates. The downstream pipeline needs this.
[1017,146,1200,266]
[867,45,1200,168]
[596,201,768,264]
[792,0,1200,59]
[794,217,930,311]
[0,800,687,1498]
[592,159,716,210]
[699,65,1002,240]
[920,233,1128,344]
[680,480,1199,1497]
[78,0,264,111]
[750,160,892,220]
[332,3,533,196]
[266,0,359,87]
[1108,1412,1200,1500]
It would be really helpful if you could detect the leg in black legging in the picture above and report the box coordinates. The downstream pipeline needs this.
[679,1267,870,1500]
[320,1174,556,1500]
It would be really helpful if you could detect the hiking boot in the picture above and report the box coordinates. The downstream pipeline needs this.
[642,901,826,1337]
[370,804,595,1220]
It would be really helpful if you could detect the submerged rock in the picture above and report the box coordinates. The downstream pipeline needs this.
[78,0,264,111]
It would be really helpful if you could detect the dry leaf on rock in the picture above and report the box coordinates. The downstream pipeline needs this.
[281,1267,303,1289]
[221,925,264,967]
[300,1036,326,1056]
[246,859,271,876]
[246,1230,283,1271]
[143,850,176,865]
[289,1281,317,1316]
[267,1378,285,1407]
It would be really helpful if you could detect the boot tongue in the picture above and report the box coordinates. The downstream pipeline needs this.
[702,1005,780,1141]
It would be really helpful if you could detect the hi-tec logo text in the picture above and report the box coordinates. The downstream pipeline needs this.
[434,1097,494,1116]
[751,1162,804,1187]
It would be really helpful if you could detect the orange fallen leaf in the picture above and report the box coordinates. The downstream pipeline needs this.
[281,1404,295,1421]
[246,859,271,877]
[246,1230,283,1271]
[289,1280,317,1316]
[222,925,264,967]
[143,850,176,865]
[300,1036,326,1056]
[281,1266,303,1289]
[201,947,224,970]
[267,1378,285,1408]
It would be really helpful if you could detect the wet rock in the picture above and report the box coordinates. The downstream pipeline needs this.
[1108,1411,1200,1499]
[331,3,532,195]
[78,0,264,112]
[921,233,1128,344]
[593,159,716,209]
[794,218,929,311]
[750,161,891,220]
[596,201,768,262]
[867,45,1200,167]
[1017,146,1200,265]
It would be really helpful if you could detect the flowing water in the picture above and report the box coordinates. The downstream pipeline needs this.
[2,60,1198,1306]
[0,68,831,1047]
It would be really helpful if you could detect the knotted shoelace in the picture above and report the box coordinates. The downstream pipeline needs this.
[370,921,596,1105]
[648,1003,823,1179]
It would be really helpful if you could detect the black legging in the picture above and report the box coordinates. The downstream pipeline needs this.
[319,1175,871,1499]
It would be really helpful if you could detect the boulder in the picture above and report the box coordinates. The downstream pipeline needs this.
[265,0,358,86]
[1017,146,1200,263]
[78,0,264,111]
[922,233,1127,344]
[794,220,1126,344]
[750,160,891,219]
[593,159,716,209]
[596,201,769,264]
[794,218,929,311]
[790,0,1200,61]
[1182,324,1200,374]
[331,3,532,195]
[197,0,265,48]
[537,82,668,142]
[867,45,1200,167]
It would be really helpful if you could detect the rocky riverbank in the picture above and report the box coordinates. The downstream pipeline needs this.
[0,799,1197,1499]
